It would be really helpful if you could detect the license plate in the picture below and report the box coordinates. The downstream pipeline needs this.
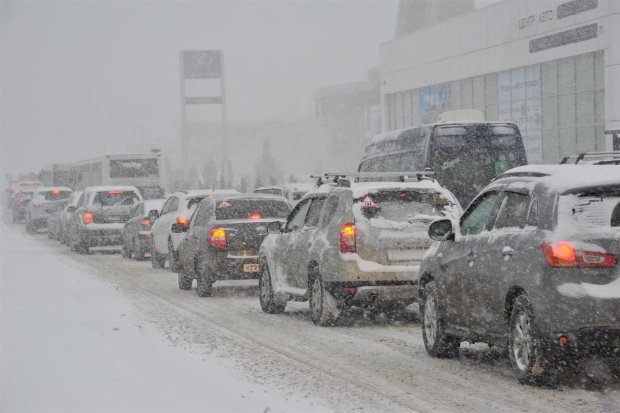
[243,263,260,273]
[387,249,426,262]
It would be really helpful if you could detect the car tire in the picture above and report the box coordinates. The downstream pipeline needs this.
[133,237,145,260]
[121,240,131,258]
[178,272,193,290]
[196,273,213,297]
[168,240,179,273]
[151,245,166,268]
[259,259,286,314]
[421,281,460,358]
[508,295,550,385]
[309,275,340,326]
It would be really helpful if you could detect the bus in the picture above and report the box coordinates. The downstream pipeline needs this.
[358,122,527,207]
[73,153,164,199]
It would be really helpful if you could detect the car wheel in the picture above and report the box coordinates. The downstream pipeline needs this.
[196,273,213,297]
[421,281,460,358]
[121,239,131,258]
[168,240,179,272]
[151,244,166,268]
[259,259,286,314]
[178,272,193,290]
[508,295,550,385]
[133,237,145,260]
[309,275,340,326]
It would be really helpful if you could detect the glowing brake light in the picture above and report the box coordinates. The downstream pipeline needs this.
[340,223,356,253]
[51,188,61,195]
[82,212,94,225]
[141,218,151,230]
[18,197,25,205]
[176,216,189,228]
[249,212,262,221]
[209,228,228,250]
[541,242,617,268]
[108,190,124,195]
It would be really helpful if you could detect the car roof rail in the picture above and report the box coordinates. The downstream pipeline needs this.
[561,151,620,164]
[313,171,436,184]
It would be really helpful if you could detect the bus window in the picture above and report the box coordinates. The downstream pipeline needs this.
[430,124,526,206]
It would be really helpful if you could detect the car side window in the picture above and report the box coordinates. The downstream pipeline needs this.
[527,194,539,227]
[169,197,179,213]
[320,194,339,227]
[493,192,530,230]
[304,197,326,228]
[460,191,502,236]
[160,198,172,215]
[286,199,311,232]
[76,192,86,208]
[190,204,202,227]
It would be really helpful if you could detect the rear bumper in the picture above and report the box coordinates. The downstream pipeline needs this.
[79,224,124,246]
[542,327,620,360]
[207,253,261,280]
[326,281,418,307]
[323,252,420,283]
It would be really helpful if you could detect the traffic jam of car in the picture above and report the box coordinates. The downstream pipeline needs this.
[5,124,620,388]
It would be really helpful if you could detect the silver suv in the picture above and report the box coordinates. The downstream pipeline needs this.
[258,173,461,326]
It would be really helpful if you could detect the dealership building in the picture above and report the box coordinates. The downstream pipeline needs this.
[381,0,619,163]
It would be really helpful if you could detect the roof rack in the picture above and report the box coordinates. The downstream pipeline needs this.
[560,151,620,164]
[309,171,435,187]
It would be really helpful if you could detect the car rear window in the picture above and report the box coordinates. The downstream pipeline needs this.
[558,190,620,228]
[356,190,451,223]
[186,197,206,210]
[93,190,140,207]
[43,191,72,201]
[215,199,290,220]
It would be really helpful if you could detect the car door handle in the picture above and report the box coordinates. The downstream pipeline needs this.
[502,246,514,257]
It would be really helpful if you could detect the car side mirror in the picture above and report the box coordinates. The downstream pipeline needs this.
[428,219,454,241]
[171,223,188,233]
[66,206,76,214]
[266,221,282,234]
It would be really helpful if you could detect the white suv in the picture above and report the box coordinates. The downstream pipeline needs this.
[150,189,238,270]
[258,173,462,325]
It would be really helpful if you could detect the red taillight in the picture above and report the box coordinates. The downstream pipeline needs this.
[209,228,227,250]
[82,212,94,225]
[249,212,262,221]
[18,197,25,205]
[340,223,356,253]
[141,218,151,230]
[176,216,189,229]
[108,190,124,195]
[542,242,617,268]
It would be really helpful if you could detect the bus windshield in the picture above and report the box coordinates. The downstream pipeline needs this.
[431,125,525,206]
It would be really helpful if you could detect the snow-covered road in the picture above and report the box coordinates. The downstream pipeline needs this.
[2,222,619,413]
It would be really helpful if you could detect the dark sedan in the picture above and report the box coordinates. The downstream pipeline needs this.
[419,165,620,385]
[121,198,166,260]
[175,194,291,297]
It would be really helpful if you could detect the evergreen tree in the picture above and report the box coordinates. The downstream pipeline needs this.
[254,138,281,188]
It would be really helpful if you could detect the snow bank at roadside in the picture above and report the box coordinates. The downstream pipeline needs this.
[0,222,328,413]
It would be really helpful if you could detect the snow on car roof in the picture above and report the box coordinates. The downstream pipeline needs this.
[180,189,239,198]
[501,165,620,193]
[309,179,458,200]
[35,186,73,192]
[84,185,140,192]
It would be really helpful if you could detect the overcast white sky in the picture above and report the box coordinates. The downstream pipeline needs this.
[1,0,400,177]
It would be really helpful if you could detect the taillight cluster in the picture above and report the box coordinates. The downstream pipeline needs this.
[541,242,617,268]
[141,218,151,231]
[209,228,228,250]
[82,212,94,225]
[176,216,189,229]
[340,223,356,253]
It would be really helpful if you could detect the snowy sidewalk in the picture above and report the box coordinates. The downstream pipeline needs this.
[0,223,326,413]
